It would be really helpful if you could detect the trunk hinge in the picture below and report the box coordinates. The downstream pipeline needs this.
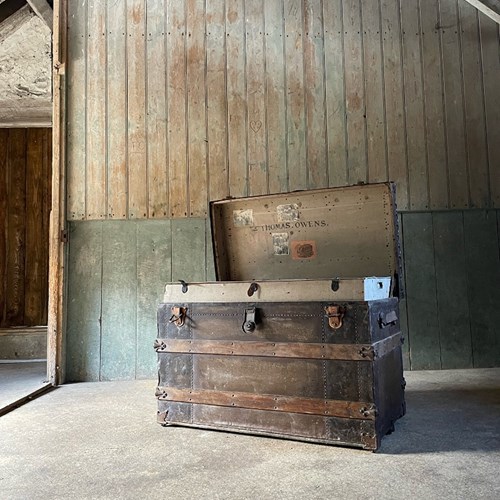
[60,229,68,243]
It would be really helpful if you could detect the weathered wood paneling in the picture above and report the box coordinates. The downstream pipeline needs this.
[66,221,103,381]
[100,221,138,380]
[62,0,500,378]
[66,0,500,219]
[66,219,207,381]
[403,213,441,370]
[0,129,51,328]
[0,130,8,325]
[146,0,169,219]
[463,211,500,367]
[66,211,500,379]
[62,0,500,383]
[402,209,500,370]
[432,212,472,369]
[136,221,172,378]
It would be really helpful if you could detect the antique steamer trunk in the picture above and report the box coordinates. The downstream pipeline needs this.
[155,183,406,451]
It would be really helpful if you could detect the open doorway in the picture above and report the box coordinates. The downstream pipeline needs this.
[0,128,52,414]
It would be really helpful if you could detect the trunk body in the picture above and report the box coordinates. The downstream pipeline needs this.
[155,183,405,450]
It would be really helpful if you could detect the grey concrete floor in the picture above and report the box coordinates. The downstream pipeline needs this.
[0,361,47,409]
[0,368,499,500]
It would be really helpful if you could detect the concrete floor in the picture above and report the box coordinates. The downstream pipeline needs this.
[0,361,47,409]
[0,369,499,500]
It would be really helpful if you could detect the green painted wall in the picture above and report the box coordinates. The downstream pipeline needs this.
[66,218,213,381]
[65,211,500,381]
[401,210,500,370]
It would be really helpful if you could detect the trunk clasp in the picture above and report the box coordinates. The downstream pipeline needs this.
[325,305,345,330]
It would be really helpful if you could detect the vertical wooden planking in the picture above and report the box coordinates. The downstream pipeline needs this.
[380,0,408,209]
[480,15,500,208]
[167,0,189,216]
[6,129,26,326]
[107,0,128,219]
[25,129,44,325]
[226,0,248,198]
[41,129,52,325]
[0,131,7,325]
[363,0,387,184]
[459,1,489,208]
[171,218,207,282]
[66,0,87,220]
[206,0,228,202]
[400,0,428,210]
[464,211,500,367]
[284,0,306,191]
[420,0,448,209]
[433,211,472,368]
[101,221,137,380]
[303,0,328,189]
[146,0,168,219]
[397,214,410,369]
[343,0,367,184]
[404,212,441,369]
[86,0,107,219]
[66,221,103,382]
[127,0,148,218]
[264,0,287,194]
[50,0,68,384]
[187,0,208,215]
[246,0,268,196]
[136,220,171,378]
[323,0,347,188]
[439,0,468,208]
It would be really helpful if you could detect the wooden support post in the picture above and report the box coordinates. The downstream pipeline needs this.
[47,0,66,385]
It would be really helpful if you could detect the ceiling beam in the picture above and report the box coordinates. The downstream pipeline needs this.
[0,0,27,25]
[463,0,500,25]
[26,0,52,30]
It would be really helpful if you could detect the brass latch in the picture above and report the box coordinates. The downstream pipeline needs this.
[169,306,187,327]
[325,305,345,330]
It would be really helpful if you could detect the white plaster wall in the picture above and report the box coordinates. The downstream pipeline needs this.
[0,7,52,126]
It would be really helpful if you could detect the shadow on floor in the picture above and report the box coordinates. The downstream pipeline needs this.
[380,384,500,454]
[0,361,49,415]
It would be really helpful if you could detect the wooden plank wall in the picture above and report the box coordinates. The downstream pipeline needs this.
[66,0,500,220]
[66,219,209,381]
[0,129,52,328]
[63,0,500,379]
[402,210,500,370]
[66,211,500,380]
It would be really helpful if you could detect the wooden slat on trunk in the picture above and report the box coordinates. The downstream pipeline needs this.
[156,387,376,420]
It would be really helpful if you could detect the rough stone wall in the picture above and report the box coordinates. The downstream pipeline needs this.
[0,7,52,126]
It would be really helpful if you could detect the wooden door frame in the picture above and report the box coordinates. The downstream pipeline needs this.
[47,0,67,385]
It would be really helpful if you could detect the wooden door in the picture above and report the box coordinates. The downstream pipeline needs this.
[0,128,52,327]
